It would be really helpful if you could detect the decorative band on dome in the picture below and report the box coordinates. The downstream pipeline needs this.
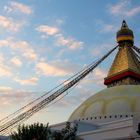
[116,20,134,43]
[104,70,140,85]
[116,35,133,42]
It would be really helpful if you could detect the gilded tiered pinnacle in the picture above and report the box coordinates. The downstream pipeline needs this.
[104,21,140,87]
[108,44,140,77]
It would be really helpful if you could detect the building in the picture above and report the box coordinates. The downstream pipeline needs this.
[51,21,140,140]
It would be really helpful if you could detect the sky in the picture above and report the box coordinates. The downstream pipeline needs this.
[0,0,140,126]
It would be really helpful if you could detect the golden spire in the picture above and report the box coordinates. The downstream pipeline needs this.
[104,21,140,87]
[107,44,140,77]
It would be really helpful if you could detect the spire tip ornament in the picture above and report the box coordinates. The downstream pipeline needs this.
[116,20,134,44]
[121,20,128,28]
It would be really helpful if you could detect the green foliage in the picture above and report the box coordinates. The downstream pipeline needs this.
[10,123,51,140]
[10,122,78,140]
[52,122,78,140]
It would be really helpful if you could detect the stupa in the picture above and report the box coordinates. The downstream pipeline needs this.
[69,20,140,123]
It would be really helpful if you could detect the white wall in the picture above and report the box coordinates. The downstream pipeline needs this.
[78,125,133,140]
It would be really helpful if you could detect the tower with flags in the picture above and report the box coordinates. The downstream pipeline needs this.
[0,21,140,140]
[52,21,140,140]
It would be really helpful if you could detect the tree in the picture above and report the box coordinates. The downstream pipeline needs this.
[10,122,79,140]
[51,122,78,140]
[10,123,51,140]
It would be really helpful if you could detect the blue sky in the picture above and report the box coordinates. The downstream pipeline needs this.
[0,0,140,125]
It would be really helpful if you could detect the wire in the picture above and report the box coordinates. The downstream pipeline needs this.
[0,59,98,125]
[132,46,140,61]
[130,47,140,71]
[0,45,118,134]
[2,77,86,135]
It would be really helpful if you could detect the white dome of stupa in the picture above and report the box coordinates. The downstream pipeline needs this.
[69,85,140,123]
[69,21,140,124]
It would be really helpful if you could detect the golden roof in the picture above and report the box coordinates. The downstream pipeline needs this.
[107,44,140,78]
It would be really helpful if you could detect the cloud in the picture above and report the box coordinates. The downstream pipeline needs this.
[95,20,118,33]
[36,24,84,50]
[0,88,34,106]
[10,57,22,67]
[4,1,33,15]
[50,94,72,107]
[101,24,117,33]
[80,68,107,85]
[91,43,114,57]
[0,38,37,61]
[52,73,104,108]
[0,15,23,32]
[55,19,64,26]
[36,60,80,77]
[36,62,69,77]
[91,47,101,57]
[108,0,140,17]
[11,40,37,60]
[0,64,12,77]
[0,38,39,82]
[0,39,39,80]
[52,84,99,108]
[55,34,84,50]
[0,54,12,77]
[0,39,9,47]
[0,86,12,93]
[36,25,59,36]
[14,77,38,85]
[93,68,107,84]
